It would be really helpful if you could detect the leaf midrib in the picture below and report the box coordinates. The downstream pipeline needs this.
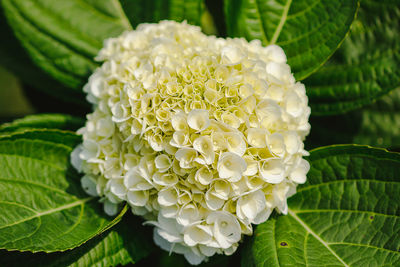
[288,209,350,267]
[109,0,132,30]
[293,209,399,218]
[0,152,67,171]
[0,197,93,230]
[286,0,321,20]
[297,179,400,193]
[328,242,399,254]
[0,177,71,196]
[270,0,292,44]
[254,0,269,44]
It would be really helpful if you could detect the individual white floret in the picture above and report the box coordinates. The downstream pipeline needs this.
[217,152,247,182]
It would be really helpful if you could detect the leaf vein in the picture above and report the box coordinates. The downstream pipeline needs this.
[288,209,349,267]
[0,197,93,230]
[297,179,399,193]
[270,0,292,44]
[328,242,399,254]
[254,0,269,44]
[0,177,71,196]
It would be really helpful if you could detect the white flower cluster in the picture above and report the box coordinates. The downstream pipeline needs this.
[71,21,310,265]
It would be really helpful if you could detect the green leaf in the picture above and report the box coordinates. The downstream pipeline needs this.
[0,8,87,106]
[306,88,400,150]
[0,129,82,148]
[243,145,400,266]
[1,0,131,89]
[305,0,400,115]
[0,213,154,266]
[224,0,358,80]
[119,0,205,28]
[0,129,126,252]
[0,114,84,135]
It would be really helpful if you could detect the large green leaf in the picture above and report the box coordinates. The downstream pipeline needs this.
[0,129,126,252]
[305,0,400,115]
[242,145,400,266]
[119,0,205,28]
[1,0,131,90]
[0,129,83,148]
[0,7,87,106]
[306,88,400,150]
[0,213,154,266]
[224,0,358,80]
[0,114,85,135]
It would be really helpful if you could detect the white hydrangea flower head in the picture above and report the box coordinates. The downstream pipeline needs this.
[71,20,311,265]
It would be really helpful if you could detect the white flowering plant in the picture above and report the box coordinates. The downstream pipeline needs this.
[0,1,399,267]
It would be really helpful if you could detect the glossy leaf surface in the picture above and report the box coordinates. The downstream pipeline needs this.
[0,130,125,252]
[225,0,358,80]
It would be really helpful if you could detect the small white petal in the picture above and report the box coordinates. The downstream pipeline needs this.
[85,72,104,97]
[155,154,172,173]
[184,250,206,266]
[152,172,178,186]
[124,167,153,191]
[225,132,246,156]
[160,204,179,218]
[184,224,212,246]
[243,156,258,176]
[285,91,303,117]
[153,228,172,251]
[221,45,245,64]
[171,112,188,132]
[170,131,189,148]
[175,148,197,168]
[265,84,284,102]
[224,243,238,256]
[96,117,115,138]
[193,136,215,165]
[80,139,100,161]
[111,102,129,123]
[157,228,182,243]
[283,131,301,154]
[130,205,148,216]
[247,128,267,148]
[158,187,178,206]
[211,131,227,151]
[267,133,286,158]
[266,62,291,81]
[81,174,98,196]
[211,180,231,200]
[70,145,83,172]
[259,158,285,184]
[103,200,118,216]
[177,203,199,226]
[187,109,210,131]
[127,190,148,206]
[253,207,272,224]
[237,190,266,222]
[156,214,184,242]
[108,179,127,199]
[195,167,214,185]
[205,190,225,210]
[217,152,247,182]
[198,244,218,257]
[221,112,241,128]
[289,159,310,184]
[264,44,287,63]
[207,211,241,249]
